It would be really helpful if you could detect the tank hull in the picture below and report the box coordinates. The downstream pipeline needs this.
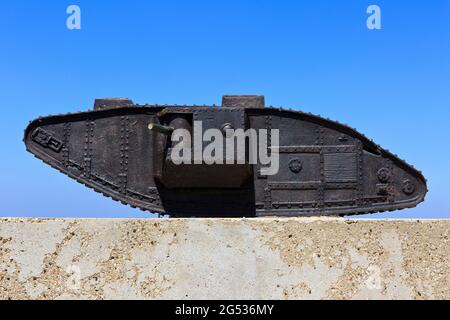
[24,97,427,217]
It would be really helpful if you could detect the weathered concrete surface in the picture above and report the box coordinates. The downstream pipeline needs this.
[0,218,448,300]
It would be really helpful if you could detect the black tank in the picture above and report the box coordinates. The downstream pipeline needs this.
[24,95,427,217]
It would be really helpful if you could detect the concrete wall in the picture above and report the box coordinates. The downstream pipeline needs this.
[0,218,448,300]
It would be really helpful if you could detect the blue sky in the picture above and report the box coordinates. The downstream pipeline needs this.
[1,0,449,218]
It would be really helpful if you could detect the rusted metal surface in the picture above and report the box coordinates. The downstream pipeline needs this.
[24,95,427,217]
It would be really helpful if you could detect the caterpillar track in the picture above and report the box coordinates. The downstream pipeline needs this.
[24,95,427,217]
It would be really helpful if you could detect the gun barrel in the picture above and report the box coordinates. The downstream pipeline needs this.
[148,123,174,134]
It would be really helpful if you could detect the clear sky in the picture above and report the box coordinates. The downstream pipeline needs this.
[1,1,449,218]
